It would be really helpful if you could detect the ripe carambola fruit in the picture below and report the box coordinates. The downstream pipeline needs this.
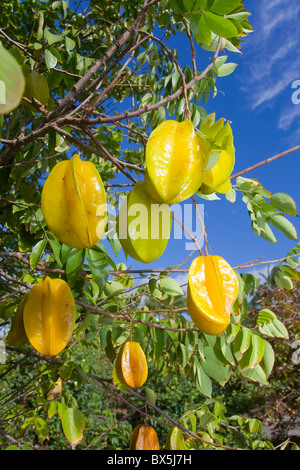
[200,121,235,195]
[130,424,160,450]
[144,120,206,204]
[166,426,185,450]
[117,181,172,263]
[41,154,107,249]
[23,276,76,356]
[6,294,29,347]
[187,255,239,335]
[115,341,148,388]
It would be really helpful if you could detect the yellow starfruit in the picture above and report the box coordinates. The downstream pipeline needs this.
[41,154,107,249]
[144,120,206,204]
[130,424,160,450]
[187,255,239,335]
[117,181,172,263]
[200,118,235,195]
[23,276,76,356]
[115,341,148,389]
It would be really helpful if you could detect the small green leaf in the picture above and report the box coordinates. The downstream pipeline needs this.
[190,14,212,46]
[144,386,156,405]
[58,404,85,447]
[66,248,85,287]
[271,192,298,216]
[30,239,47,270]
[203,11,238,39]
[86,247,109,289]
[210,0,243,15]
[274,269,294,290]
[196,364,212,398]
[269,213,298,240]
[45,49,58,69]
[160,277,184,296]
[65,36,76,51]
[214,62,238,77]
[249,334,265,369]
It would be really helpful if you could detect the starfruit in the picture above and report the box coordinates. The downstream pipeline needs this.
[23,276,76,356]
[199,116,235,195]
[130,424,160,450]
[6,294,29,348]
[41,154,107,249]
[201,149,235,195]
[117,181,172,263]
[187,255,239,335]
[166,426,186,450]
[144,120,206,204]
[115,341,148,389]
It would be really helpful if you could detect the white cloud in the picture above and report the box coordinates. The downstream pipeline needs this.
[240,0,300,114]
[278,103,300,131]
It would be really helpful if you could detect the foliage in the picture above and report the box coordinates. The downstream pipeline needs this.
[0,0,299,451]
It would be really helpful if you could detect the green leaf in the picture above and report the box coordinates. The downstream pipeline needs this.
[210,0,243,15]
[214,62,238,77]
[66,248,85,287]
[30,239,47,270]
[86,248,109,289]
[160,277,184,296]
[202,345,232,385]
[249,334,265,369]
[274,269,293,290]
[259,222,277,243]
[48,238,63,267]
[44,27,63,45]
[144,386,156,405]
[45,49,58,69]
[271,192,298,216]
[269,213,298,240]
[203,11,238,38]
[196,364,212,398]
[58,404,85,447]
[189,14,212,46]
[104,281,124,298]
[65,36,76,51]
[0,44,25,114]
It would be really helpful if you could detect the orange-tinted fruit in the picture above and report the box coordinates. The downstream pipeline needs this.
[130,424,160,450]
[115,341,148,388]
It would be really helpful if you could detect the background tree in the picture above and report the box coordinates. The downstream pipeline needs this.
[0,0,299,450]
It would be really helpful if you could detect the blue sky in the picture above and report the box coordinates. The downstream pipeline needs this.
[72,1,300,286]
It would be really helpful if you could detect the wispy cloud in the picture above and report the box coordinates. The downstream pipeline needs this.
[240,0,300,124]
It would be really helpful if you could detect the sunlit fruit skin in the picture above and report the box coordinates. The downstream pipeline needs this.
[144,120,205,204]
[130,424,160,450]
[187,255,239,335]
[117,181,172,263]
[23,276,76,356]
[166,426,186,450]
[115,341,148,388]
[41,154,107,249]
[6,294,29,347]
[201,148,235,195]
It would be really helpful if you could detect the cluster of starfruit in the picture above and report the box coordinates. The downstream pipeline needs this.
[117,114,235,264]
